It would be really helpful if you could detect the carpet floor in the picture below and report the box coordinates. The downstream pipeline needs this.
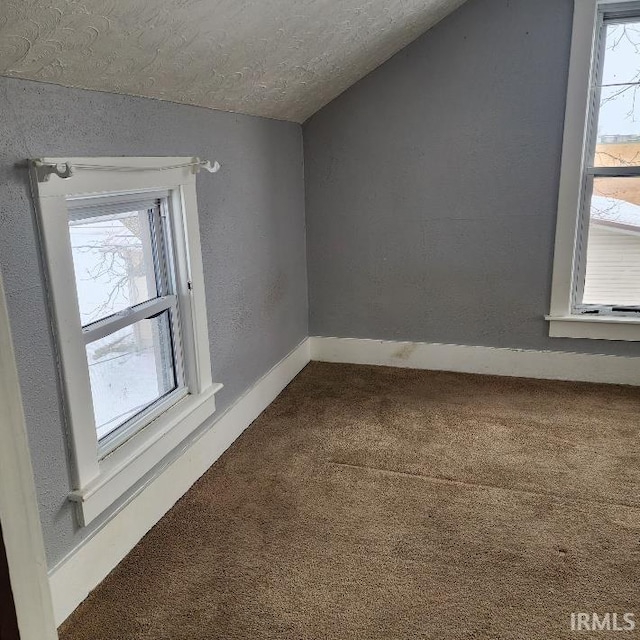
[59,362,640,640]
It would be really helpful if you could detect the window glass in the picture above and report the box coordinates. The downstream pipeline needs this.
[69,207,158,326]
[87,312,177,441]
[583,178,640,306]
[595,21,640,167]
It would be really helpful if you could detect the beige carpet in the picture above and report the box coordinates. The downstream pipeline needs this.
[59,363,640,639]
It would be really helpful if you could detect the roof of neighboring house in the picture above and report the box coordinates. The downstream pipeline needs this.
[591,195,640,233]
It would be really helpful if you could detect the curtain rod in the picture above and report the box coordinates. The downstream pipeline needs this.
[31,157,221,182]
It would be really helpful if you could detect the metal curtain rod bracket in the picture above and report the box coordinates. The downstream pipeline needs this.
[31,157,221,183]
[192,158,221,174]
[32,159,73,182]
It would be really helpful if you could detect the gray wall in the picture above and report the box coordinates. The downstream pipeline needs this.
[0,77,308,567]
[304,0,640,357]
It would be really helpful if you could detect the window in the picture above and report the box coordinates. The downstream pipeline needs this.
[549,0,640,340]
[31,158,222,525]
[70,194,185,454]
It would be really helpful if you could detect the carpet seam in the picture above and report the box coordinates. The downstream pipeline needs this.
[329,460,640,513]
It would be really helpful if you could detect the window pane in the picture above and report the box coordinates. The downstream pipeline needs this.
[69,207,158,325]
[596,85,640,142]
[582,177,640,306]
[86,312,177,441]
[594,21,640,167]
[601,22,640,87]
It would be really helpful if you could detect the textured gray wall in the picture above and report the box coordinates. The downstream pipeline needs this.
[304,0,640,357]
[0,76,308,567]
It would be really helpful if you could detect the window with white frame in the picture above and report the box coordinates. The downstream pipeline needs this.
[69,193,185,454]
[31,157,222,525]
[549,0,640,341]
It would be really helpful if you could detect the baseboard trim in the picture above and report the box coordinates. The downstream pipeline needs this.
[49,338,311,626]
[310,336,640,386]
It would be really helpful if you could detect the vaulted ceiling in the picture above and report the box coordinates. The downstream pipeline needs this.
[0,0,466,122]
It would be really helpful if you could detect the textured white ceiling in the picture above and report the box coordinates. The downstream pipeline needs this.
[0,0,466,122]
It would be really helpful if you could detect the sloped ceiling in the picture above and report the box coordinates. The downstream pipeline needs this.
[0,0,466,123]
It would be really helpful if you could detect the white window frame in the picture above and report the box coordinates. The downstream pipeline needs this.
[548,0,640,341]
[31,157,222,526]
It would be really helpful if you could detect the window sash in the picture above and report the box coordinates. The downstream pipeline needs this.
[586,166,640,176]
[77,197,178,343]
[82,295,177,344]
[70,198,165,327]
[97,383,189,459]
[90,294,188,456]
[587,9,640,173]
[67,190,170,217]
[600,1,640,23]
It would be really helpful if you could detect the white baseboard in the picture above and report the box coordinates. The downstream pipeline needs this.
[49,338,310,626]
[310,336,640,386]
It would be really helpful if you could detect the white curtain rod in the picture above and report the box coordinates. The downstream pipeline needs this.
[32,157,221,182]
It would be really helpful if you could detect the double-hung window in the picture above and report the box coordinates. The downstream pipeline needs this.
[70,193,185,453]
[549,0,640,340]
[31,157,222,525]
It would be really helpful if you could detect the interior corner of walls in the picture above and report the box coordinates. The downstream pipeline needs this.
[48,338,310,627]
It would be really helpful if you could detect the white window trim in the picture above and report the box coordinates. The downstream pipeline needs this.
[548,0,640,341]
[30,157,222,526]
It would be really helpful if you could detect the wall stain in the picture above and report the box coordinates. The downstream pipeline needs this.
[263,270,288,319]
[393,343,417,360]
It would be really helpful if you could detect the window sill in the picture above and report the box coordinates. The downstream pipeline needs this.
[546,315,640,341]
[69,382,223,526]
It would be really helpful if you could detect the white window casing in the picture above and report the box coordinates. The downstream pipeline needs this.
[548,0,640,340]
[30,157,222,525]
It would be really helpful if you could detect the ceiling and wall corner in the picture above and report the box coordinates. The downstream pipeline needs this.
[0,0,467,123]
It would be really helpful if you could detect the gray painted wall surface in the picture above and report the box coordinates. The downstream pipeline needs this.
[0,76,308,566]
[304,0,640,357]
